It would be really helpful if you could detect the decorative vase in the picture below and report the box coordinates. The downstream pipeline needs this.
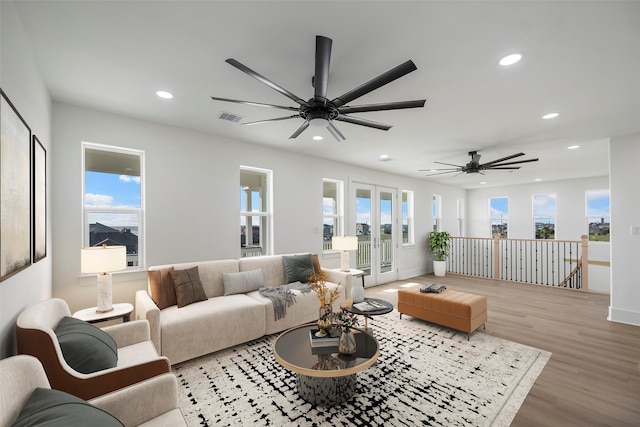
[338,329,357,355]
[351,283,365,303]
[316,304,333,336]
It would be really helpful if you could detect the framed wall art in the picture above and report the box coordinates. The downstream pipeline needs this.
[33,135,46,262]
[1,88,32,281]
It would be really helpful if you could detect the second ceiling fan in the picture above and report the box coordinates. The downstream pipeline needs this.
[421,151,539,176]
[211,35,426,141]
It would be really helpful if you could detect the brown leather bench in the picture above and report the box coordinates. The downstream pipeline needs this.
[397,287,487,339]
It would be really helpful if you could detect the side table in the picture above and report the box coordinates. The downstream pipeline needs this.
[73,303,133,324]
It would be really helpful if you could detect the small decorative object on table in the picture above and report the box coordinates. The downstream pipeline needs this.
[309,271,341,337]
[335,300,359,355]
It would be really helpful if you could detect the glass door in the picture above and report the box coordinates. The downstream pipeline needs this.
[353,183,398,286]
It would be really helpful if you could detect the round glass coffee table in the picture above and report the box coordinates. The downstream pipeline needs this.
[273,323,379,406]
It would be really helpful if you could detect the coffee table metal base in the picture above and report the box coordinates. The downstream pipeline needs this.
[296,373,357,406]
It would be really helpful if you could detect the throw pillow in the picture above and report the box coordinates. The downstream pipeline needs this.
[147,266,176,309]
[282,254,316,283]
[170,266,207,308]
[311,253,321,274]
[55,316,118,374]
[222,268,265,295]
[12,387,124,427]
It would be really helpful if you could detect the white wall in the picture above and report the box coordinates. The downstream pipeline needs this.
[608,133,640,326]
[465,175,611,293]
[0,1,53,358]
[51,102,465,314]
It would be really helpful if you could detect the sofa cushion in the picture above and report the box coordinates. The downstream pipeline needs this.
[282,254,316,284]
[147,267,177,309]
[12,387,123,427]
[222,268,265,295]
[55,316,118,374]
[170,267,208,308]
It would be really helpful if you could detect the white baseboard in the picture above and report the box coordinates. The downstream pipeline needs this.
[608,306,640,327]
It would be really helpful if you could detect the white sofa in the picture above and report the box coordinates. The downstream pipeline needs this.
[135,254,352,364]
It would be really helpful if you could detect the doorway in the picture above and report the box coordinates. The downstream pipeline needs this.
[352,183,398,286]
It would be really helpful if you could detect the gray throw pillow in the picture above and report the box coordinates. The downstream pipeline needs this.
[170,266,208,308]
[223,268,265,295]
[282,254,316,284]
[12,387,124,427]
[55,316,118,374]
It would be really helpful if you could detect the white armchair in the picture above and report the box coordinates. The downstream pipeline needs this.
[0,355,186,426]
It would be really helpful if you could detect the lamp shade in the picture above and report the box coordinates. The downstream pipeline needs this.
[332,236,358,251]
[81,246,127,274]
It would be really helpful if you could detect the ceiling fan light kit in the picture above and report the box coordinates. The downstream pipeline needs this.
[211,35,426,141]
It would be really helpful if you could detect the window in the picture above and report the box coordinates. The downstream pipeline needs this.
[240,166,272,257]
[586,189,610,242]
[456,198,465,236]
[402,190,414,245]
[490,197,508,238]
[533,194,557,239]
[83,143,143,269]
[322,179,344,251]
[432,194,442,232]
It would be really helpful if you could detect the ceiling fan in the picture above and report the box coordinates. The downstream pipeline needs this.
[211,35,426,141]
[421,151,539,176]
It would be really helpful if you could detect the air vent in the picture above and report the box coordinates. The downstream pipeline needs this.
[218,111,243,123]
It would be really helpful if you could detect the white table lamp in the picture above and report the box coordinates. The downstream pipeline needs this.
[81,245,126,313]
[332,236,358,272]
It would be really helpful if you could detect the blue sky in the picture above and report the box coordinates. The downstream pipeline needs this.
[586,189,610,217]
[85,172,140,227]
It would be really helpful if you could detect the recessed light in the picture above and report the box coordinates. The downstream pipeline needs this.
[534,178,542,182]
[542,112,559,119]
[567,145,580,150]
[312,135,323,141]
[379,154,389,159]
[156,90,174,99]
[499,52,524,66]
[480,181,487,185]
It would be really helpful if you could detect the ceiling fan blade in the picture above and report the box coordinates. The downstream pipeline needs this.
[211,96,298,111]
[335,114,392,131]
[242,115,300,126]
[481,152,525,167]
[485,166,521,170]
[326,121,345,141]
[338,99,426,114]
[434,161,464,168]
[419,168,460,171]
[331,60,418,108]
[226,58,308,107]
[289,121,310,139]
[314,36,332,103]
[425,170,460,177]
[487,158,539,167]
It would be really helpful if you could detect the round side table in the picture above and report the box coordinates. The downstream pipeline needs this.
[73,303,133,324]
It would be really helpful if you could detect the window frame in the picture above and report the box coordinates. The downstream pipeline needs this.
[489,196,509,238]
[322,178,344,253]
[456,197,465,237]
[240,165,273,257]
[532,193,557,240]
[401,190,414,245]
[585,189,610,243]
[82,142,145,270]
[432,194,442,232]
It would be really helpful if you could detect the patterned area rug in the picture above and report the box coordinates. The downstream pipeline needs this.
[174,311,550,426]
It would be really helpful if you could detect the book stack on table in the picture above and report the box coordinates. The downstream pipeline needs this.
[309,329,339,348]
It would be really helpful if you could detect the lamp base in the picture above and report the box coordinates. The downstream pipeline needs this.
[96,273,113,313]
[340,251,351,272]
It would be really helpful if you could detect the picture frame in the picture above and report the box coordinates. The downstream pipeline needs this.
[1,89,32,281]
[33,135,47,262]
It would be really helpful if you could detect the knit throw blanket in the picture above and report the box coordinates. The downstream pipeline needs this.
[258,282,312,321]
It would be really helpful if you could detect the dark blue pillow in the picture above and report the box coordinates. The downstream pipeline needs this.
[55,316,118,374]
[12,387,124,426]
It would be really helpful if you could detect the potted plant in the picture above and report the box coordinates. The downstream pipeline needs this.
[427,231,451,277]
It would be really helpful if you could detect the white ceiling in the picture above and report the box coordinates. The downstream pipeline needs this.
[13,1,640,189]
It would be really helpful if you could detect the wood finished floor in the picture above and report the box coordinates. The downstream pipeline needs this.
[364,274,640,427]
